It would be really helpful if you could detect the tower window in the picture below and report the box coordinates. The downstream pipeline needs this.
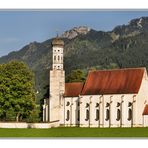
[58,50,60,52]
[66,110,70,121]
[58,56,60,61]
[54,56,56,61]
[85,109,89,121]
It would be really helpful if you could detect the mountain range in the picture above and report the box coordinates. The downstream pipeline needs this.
[1,17,148,103]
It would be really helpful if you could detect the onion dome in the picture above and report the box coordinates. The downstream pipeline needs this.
[52,37,64,46]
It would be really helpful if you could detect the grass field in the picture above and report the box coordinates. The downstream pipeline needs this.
[0,127,148,137]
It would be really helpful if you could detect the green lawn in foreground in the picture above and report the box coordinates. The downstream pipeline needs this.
[0,127,148,137]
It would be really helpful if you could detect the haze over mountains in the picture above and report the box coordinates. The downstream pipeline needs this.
[1,17,148,102]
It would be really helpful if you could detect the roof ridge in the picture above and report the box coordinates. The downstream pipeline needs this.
[89,67,146,73]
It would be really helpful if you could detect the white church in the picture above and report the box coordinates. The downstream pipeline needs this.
[43,37,148,128]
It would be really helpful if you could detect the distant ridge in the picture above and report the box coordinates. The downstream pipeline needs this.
[1,16,148,102]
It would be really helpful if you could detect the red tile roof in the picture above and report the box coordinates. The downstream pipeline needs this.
[81,68,145,95]
[64,82,84,97]
[143,104,148,115]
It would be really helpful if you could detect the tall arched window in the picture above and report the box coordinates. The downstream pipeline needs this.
[77,110,80,121]
[58,55,60,61]
[116,109,121,121]
[85,109,89,121]
[105,109,110,121]
[66,110,70,121]
[128,108,132,121]
[95,109,99,121]
[54,56,56,61]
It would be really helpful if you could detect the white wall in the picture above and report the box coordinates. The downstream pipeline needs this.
[143,115,148,127]
[136,69,148,126]
[61,69,148,128]
[63,94,142,127]
[0,122,60,128]
[49,70,65,122]
[79,94,136,127]
[63,97,79,126]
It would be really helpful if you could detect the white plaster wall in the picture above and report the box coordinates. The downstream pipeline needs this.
[79,96,90,127]
[67,94,138,128]
[119,94,134,127]
[71,97,79,126]
[143,116,148,127]
[49,70,65,122]
[136,69,148,126]
[0,122,60,128]
[61,69,148,128]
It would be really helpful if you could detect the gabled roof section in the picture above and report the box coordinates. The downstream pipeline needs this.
[81,68,145,95]
[143,104,148,115]
[64,82,84,97]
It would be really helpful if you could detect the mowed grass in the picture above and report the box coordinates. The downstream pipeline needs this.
[0,127,148,137]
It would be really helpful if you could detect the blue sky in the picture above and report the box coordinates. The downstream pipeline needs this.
[1,10,148,57]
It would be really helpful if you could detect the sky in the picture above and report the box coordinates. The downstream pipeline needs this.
[1,10,148,57]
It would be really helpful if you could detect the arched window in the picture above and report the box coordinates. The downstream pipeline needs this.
[54,56,56,61]
[85,109,89,121]
[105,109,110,121]
[128,102,132,107]
[66,101,70,106]
[95,109,99,121]
[77,110,80,121]
[86,103,89,108]
[128,108,132,121]
[66,110,70,121]
[117,102,120,107]
[58,56,60,61]
[96,103,99,107]
[116,109,121,121]
[106,103,110,107]
[77,102,80,106]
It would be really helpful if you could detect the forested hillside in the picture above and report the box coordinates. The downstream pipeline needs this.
[1,17,148,102]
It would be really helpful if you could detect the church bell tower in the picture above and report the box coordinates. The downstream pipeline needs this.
[49,37,65,122]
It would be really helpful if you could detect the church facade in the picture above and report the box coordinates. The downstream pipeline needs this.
[43,37,148,127]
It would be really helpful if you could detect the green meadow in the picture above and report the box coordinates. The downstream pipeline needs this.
[0,127,148,138]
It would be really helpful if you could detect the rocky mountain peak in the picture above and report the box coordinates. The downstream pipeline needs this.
[60,26,91,39]
[128,17,148,28]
